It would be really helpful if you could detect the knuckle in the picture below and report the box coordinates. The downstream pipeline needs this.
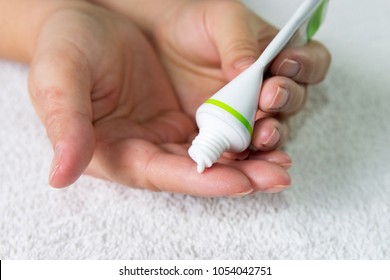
[224,39,259,59]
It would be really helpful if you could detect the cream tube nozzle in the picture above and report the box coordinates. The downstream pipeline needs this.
[188,66,263,173]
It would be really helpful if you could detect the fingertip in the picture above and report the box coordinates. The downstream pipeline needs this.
[274,58,301,78]
[263,184,291,193]
[231,160,291,192]
[48,143,66,188]
[48,122,95,188]
[251,118,284,151]
[259,77,289,112]
[271,41,331,84]
[48,141,94,188]
[259,76,306,116]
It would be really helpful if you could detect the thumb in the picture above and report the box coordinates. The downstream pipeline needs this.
[209,1,263,80]
[29,45,95,188]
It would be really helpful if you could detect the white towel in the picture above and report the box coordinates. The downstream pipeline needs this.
[1,0,390,259]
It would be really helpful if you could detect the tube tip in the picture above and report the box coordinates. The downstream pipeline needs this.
[188,128,229,174]
[188,144,212,174]
[196,162,206,174]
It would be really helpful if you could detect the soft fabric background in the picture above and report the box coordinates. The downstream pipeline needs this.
[1,0,389,259]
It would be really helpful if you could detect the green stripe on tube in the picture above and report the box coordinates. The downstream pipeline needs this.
[205,99,253,136]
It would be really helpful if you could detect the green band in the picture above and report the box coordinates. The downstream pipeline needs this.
[205,99,253,136]
[307,0,328,40]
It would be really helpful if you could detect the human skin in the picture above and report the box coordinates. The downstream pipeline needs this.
[0,0,296,196]
[91,0,331,151]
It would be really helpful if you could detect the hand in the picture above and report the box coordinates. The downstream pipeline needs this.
[28,3,291,196]
[149,0,331,151]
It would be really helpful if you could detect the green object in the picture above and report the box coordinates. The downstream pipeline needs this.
[205,99,253,136]
[307,0,328,40]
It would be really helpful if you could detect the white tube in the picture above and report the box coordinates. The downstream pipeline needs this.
[188,66,264,173]
[188,0,328,173]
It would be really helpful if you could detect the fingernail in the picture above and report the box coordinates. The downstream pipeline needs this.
[280,162,292,170]
[264,185,290,193]
[49,144,62,184]
[233,57,256,71]
[268,86,289,110]
[229,189,254,197]
[262,128,280,147]
[277,59,301,77]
